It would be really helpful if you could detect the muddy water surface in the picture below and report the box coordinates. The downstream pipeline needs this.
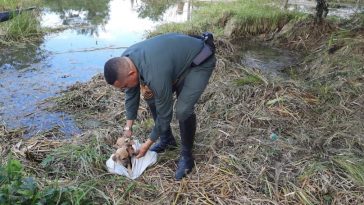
[237,42,300,78]
[288,0,363,18]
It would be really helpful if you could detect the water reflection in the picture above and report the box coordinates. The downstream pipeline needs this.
[43,0,111,36]
[131,0,193,22]
[0,42,46,70]
[136,0,179,21]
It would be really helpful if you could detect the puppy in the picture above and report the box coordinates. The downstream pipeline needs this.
[112,137,136,175]
[114,136,135,159]
[113,136,133,149]
[112,148,132,173]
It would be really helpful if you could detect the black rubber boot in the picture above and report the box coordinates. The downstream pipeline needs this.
[150,128,177,153]
[175,114,196,180]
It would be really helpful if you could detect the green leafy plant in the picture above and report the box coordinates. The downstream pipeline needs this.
[0,159,41,204]
[0,159,90,205]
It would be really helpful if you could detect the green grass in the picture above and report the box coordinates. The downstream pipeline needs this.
[0,0,42,44]
[0,0,40,12]
[2,12,41,40]
[149,0,302,37]
[40,132,111,178]
[299,161,330,180]
[234,73,264,86]
[333,156,364,186]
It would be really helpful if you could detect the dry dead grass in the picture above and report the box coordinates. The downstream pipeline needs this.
[1,18,364,204]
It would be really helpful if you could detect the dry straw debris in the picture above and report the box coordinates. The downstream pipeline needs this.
[2,18,364,204]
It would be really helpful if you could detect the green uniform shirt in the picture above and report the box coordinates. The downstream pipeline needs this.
[121,33,204,141]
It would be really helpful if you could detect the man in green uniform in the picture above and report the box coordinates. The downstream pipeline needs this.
[104,33,216,180]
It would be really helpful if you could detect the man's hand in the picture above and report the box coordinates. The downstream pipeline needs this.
[122,122,133,138]
[122,129,133,138]
[136,139,154,159]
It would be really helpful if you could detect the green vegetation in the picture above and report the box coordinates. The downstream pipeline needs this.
[0,0,39,10]
[0,0,42,45]
[1,12,41,42]
[40,132,110,178]
[234,73,264,86]
[149,0,302,37]
[334,156,364,186]
[0,158,90,204]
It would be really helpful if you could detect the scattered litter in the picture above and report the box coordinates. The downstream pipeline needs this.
[269,132,278,141]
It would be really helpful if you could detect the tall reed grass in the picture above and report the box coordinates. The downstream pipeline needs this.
[0,0,41,43]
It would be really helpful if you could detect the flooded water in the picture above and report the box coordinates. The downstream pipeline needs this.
[237,41,299,78]
[0,0,193,136]
[288,0,363,18]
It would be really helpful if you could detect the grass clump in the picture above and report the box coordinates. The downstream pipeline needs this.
[2,12,41,40]
[0,0,42,45]
[40,131,111,178]
[234,73,264,86]
[0,0,39,10]
[333,156,364,186]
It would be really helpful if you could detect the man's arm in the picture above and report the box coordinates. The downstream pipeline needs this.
[149,81,174,142]
[124,86,140,137]
[136,83,173,158]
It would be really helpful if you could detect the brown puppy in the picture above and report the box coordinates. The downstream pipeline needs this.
[114,136,136,158]
[113,136,133,149]
[112,148,133,175]
[112,137,136,175]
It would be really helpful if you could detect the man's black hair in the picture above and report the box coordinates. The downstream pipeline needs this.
[104,57,120,85]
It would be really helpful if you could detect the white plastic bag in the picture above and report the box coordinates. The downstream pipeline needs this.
[106,140,157,179]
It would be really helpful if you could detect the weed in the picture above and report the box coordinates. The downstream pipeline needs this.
[333,156,364,186]
[0,158,90,204]
[234,73,264,86]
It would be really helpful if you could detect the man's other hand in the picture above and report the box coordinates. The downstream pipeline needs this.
[136,139,154,159]
[122,129,133,138]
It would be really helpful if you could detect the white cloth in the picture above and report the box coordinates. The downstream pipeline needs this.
[106,140,157,179]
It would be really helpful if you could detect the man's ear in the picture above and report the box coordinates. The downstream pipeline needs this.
[127,69,136,77]
[112,155,117,161]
